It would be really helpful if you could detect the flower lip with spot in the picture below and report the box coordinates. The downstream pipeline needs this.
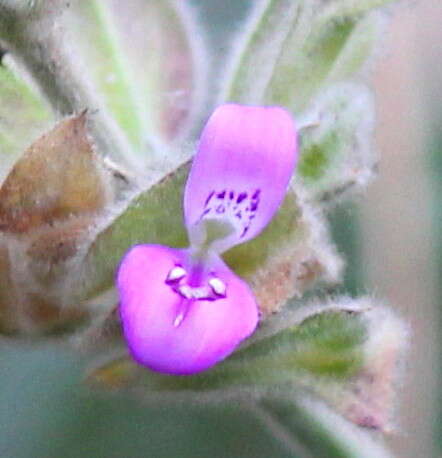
[117,104,298,375]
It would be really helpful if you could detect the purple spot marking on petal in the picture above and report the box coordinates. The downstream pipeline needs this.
[237,192,247,204]
[205,191,215,206]
[240,226,250,238]
[198,187,263,241]
[202,208,211,215]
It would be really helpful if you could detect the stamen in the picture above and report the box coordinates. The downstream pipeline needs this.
[209,277,226,297]
[177,284,214,300]
[192,287,212,299]
[166,265,187,283]
[177,284,193,299]
[173,311,185,327]
[165,265,228,326]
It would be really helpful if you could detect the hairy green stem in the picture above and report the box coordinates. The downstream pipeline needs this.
[0,0,136,168]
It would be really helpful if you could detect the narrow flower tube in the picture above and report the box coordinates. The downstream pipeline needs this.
[117,104,298,375]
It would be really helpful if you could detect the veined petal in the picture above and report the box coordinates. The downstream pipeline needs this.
[117,244,258,375]
[184,104,297,252]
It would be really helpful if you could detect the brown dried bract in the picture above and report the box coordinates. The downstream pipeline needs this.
[0,112,110,233]
[26,216,94,264]
[252,249,325,317]
[336,308,407,433]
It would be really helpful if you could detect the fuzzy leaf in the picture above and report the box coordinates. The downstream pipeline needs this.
[255,300,407,433]
[298,83,376,204]
[221,0,392,111]
[227,304,367,379]
[220,0,304,104]
[322,306,408,432]
[0,113,112,233]
[264,8,386,112]
[65,0,206,149]
[77,161,342,316]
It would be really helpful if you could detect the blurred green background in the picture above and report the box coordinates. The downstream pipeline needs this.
[0,1,440,457]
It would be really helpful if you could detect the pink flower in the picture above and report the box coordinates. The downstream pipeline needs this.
[117,104,298,375]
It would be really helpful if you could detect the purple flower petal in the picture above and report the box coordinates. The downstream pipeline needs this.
[184,104,298,252]
[117,244,258,375]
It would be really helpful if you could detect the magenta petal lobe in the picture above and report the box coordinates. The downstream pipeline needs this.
[117,244,258,375]
[184,104,298,252]
[116,104,297,375]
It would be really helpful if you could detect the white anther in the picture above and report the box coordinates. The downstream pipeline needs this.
[192,286,212,300]
[177,284,213,300]
[166,266,187,283]
[209,277,226,297]
[177,284,193,299]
